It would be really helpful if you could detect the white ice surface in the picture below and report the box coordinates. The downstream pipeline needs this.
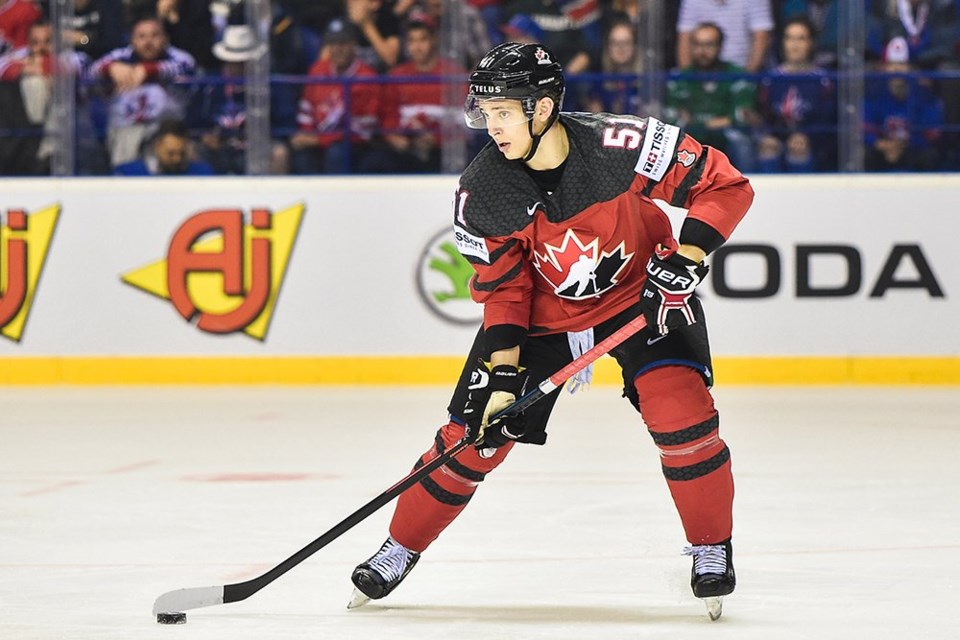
[1,385,958,639]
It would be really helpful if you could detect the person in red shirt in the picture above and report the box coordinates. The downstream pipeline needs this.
[348,42,753,621]
[0,0,41,53]
[289,18,381,174]
[372,12,465,173]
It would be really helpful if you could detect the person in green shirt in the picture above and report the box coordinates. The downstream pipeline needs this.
[665,22,758,172]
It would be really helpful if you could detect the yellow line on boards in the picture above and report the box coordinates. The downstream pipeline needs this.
[0,356,957,385]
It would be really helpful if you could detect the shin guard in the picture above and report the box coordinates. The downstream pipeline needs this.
[634,366,733,544]
[389,421,513,552]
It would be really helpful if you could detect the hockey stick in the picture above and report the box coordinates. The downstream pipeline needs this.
[152,313,648,617]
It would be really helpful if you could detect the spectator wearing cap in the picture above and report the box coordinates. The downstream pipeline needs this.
[196,25,289,175]
[366,11,466,173]
[864,36,944,171]
[114,118,214,175]
[290,18,381,174]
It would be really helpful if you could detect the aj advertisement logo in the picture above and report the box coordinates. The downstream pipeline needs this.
[122,204,304,339]
[0,205,60,343]
[416,227,482,325]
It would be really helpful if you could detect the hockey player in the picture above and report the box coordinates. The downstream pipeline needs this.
[349,42,753,619]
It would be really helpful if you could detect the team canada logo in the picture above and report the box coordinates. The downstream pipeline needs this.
[533,229,633,300]
[677,149,697,168]
[534,47,552,65]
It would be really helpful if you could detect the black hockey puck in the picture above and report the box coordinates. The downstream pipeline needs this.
[157,612,187,624]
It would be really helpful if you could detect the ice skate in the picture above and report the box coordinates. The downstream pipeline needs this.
[684,539,735,621]
[347,537,420,609]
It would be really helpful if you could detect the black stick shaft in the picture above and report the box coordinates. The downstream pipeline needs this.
[223,437,471,603]
[219,314,648,604]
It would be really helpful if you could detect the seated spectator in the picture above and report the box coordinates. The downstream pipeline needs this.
[579,18,648,116]
[368,11,466,173]
[779,0,839,68]
[0,0,41,55]
[502,0,601,75]
[864,36,944,172]
[126,0,217,71]
[755,16,837,172]
[197,24,289,175]
[676,0,774,73]
[290,18,380,174]
[0,18,52,175]
[114,118,214,175]
[86,16,197,167]
[665,22,758,171]
[62,0,125,61]
[867,0,958,68]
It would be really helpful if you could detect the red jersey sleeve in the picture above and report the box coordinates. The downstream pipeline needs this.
[633,117,754,253]
[453,187,534,333]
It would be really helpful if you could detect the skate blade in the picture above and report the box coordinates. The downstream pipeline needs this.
[704,596,723,621]
[347,588,371,610]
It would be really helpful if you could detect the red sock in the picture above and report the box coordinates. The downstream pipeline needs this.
[635,366,734,544]
[389,421,513,552]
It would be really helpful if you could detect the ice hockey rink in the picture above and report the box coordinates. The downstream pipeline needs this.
[1,384,957,640]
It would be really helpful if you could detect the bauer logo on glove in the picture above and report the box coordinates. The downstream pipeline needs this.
[640,245,709,335]
[463,361,536,449]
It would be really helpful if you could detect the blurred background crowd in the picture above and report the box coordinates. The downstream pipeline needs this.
[1,0,958,176]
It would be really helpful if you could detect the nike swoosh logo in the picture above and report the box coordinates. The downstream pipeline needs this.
[526,202,542,216]
[646,334,668,346]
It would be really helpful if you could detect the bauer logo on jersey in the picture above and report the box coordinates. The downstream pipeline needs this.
[0,204,60,343]
[453,225,490,263]
[635,117,680,182]
[533,229,634,300]
[122,204,304,340]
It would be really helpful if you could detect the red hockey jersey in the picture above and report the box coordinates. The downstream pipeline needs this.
[453,112,753,336]
[296,58,380,148]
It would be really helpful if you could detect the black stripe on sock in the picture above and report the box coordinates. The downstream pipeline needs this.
[649,414,719,447]
[662,445,730,482]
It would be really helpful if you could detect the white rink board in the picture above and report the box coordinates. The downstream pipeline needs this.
[0,174,956,357]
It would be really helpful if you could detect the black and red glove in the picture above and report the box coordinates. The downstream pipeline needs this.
[640,245,709,335]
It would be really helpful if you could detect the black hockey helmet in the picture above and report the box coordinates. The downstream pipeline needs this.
[464,42,566,131]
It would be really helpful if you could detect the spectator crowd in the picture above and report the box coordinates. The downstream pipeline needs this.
[1,0,959,176]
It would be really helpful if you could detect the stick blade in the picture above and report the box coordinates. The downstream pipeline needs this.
[152,585,225,615]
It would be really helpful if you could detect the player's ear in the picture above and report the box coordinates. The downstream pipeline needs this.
[535,96,555,121]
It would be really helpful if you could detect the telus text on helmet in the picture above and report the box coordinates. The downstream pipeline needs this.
[470,84,503,94]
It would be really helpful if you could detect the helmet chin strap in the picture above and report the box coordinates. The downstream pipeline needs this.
[521,111,560,163]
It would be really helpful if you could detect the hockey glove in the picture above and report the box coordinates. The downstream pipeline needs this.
[640,245,709,335]
[462,362,537,449]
